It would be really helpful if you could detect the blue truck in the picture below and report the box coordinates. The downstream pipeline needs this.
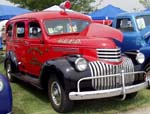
[112,11,150,74]
[0,73,12,114]
[0,37,2,49]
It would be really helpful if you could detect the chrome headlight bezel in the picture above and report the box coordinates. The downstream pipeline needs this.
[136,52,145,64]
[75,58,88,71]
[0,79,4,92]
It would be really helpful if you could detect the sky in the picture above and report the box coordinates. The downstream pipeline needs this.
[1,0,14,6]
[94,0,145,12]
[0,0,145,12]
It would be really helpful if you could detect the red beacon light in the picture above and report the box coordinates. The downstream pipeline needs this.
[60,0,71,10]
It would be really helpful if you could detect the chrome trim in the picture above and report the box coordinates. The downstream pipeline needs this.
[98,62,103,89]
[96,48,121,51]
[102,63,107,89]
[69,56,148,100]
[98,55,121,58]
[94,61,100,89]
[89,57,135,90]
[69,71,148,100]
[99,58,122,62]
[97,52,121,55]
[121,70,126,100]
[96,48,121,62]
[76,71,145,92]
[69,81,148,100]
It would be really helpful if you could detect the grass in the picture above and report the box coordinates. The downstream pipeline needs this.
[0,60,150,114]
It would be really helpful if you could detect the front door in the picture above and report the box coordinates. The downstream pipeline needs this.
[22,20,44,76]
[13,20,28,73]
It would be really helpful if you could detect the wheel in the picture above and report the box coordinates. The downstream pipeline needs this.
[48,75,73,113]
[6,60,15,82]
[145,63,150,74]
[144,63,150,89]
[126,92,137,99]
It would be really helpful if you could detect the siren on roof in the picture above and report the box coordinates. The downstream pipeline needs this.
[60,0,71,10]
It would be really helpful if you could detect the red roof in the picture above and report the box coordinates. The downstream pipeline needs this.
[11,11,91,21]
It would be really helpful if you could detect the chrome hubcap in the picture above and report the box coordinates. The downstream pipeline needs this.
[51,81,61,106]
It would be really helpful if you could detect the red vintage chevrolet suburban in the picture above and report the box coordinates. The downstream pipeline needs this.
[4,1,149,113]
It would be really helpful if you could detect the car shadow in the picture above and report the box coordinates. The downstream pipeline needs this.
[12,79,49,103]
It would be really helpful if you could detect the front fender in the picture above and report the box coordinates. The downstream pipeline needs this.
[140,47,150,68]
[40,56,91,90]
[41,56,91,81]
[124,50,144,71]
[4,51,18,71]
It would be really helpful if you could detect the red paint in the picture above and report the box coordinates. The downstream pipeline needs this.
[6,10,123,76]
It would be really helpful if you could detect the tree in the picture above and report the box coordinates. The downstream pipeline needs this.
[92,0,103,11]
[7,0,96,12]
[139,0,150,9]
[71,0,95,12]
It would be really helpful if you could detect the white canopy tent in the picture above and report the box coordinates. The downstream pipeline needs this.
[0,20,8,31]
[43,5,92,21]
[43,5,75,12]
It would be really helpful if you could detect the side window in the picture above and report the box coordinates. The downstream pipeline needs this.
[28,21,41,38]
[116,18,134,32]
[16,22,25,38]
[6,24,13,38]
[136,17,146,30]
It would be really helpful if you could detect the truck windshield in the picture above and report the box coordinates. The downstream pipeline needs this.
[44,19,90,35]
[136,15,150,30]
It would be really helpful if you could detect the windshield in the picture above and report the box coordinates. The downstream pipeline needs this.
[136,15,150,30]
[44,19,90,35]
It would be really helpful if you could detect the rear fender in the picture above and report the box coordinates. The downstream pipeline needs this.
[4,51,18,72]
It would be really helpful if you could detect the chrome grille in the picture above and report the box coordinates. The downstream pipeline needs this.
[89,57,135,90]
[96,48,121,62]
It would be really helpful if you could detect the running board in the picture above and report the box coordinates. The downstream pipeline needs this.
[11,73,43,89]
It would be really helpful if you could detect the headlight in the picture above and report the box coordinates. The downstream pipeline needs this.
[75,58,88,71]
[0,79,4,92]
[136,52,145,64]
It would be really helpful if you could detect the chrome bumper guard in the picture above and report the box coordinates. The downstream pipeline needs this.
[69,71,150,100]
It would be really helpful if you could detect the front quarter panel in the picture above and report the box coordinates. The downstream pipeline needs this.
[41,56,91,81]
[40,56,92,91]
[140,47,150,67]
[122,32,141,51]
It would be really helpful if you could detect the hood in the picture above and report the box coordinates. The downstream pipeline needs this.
[50,36,117,49]
[80,23,123,42]
[48,23,121,49]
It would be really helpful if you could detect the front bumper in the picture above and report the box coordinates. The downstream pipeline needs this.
[69,71,150,100]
